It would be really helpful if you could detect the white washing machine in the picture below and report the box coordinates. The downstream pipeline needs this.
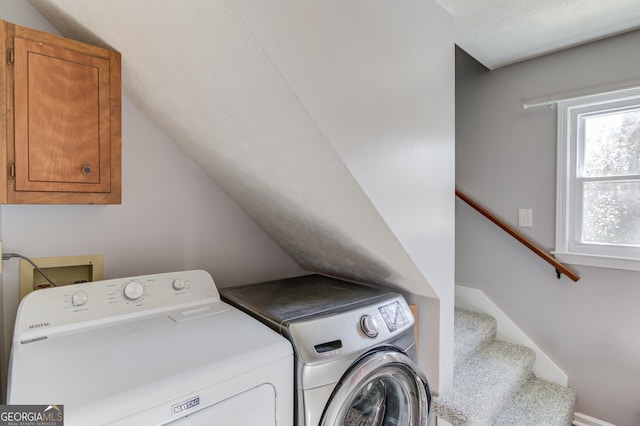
[7,270,293,426]
[220,274,431,426]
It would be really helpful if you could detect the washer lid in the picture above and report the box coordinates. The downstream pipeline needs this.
[9,302,292,424]
[220,274,396,325]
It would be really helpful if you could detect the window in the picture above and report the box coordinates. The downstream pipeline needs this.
[555,88,640,271]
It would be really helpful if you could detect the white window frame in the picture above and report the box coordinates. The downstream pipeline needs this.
[554,87,640,272]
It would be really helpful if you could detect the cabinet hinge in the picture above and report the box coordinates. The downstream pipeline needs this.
[8,162,15,180]
[7,48,13,66]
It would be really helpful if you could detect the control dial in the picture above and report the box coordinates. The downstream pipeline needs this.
[71,291,89,307]
[360,315,379,338]
[123,280,144,301]
[172,278,187,291]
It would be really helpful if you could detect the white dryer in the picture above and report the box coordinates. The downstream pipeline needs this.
[221,274,431,426]
[7,270,293,426]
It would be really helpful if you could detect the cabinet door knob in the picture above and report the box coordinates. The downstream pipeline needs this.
[81,165,93,175]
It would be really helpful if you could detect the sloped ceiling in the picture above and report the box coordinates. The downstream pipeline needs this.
[437,0,640,69]
[27,0,437,297]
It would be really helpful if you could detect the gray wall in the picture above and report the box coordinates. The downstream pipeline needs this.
[455,31,640,426]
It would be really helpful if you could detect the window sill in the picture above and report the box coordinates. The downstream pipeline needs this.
[552,251,640,272]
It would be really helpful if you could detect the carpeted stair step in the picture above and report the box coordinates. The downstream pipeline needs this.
[492,375,576,426]
[436,308,577,425]
[434,340,536,425]
[454,308,497,369]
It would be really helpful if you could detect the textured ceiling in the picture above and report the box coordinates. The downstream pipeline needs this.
[437,0,640,69]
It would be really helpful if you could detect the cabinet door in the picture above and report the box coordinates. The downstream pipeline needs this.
[14,36,111,193]
[5,23,121,204]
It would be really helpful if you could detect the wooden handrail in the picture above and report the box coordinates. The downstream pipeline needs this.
[456,188,580,282]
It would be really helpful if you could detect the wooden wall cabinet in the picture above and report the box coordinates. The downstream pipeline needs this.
[1,20,121,204]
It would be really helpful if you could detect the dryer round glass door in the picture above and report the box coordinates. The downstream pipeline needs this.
[320,350,431,426]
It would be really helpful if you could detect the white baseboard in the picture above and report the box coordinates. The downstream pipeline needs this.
[455,285,568,386]
[573,412,617,426]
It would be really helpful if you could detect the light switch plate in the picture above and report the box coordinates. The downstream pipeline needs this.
[518,209,533,227]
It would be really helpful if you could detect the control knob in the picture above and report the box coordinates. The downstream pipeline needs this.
[172,278,187,291]
[360,315,379,338]
[71,291,88,307]
[123,280,144,300]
